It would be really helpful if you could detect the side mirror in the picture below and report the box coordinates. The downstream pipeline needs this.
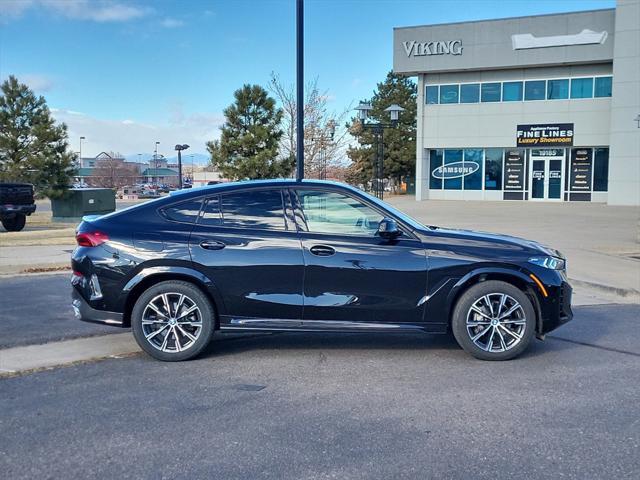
[377,218,401,240]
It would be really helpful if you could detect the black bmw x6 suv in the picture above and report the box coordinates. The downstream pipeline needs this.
[71,180,572,361]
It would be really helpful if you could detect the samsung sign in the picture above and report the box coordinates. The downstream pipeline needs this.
[403,40,463,57]
[432,161,479,179]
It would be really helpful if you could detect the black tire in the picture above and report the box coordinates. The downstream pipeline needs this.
[131,280,215,361]
[1,214,26,232]
[451,280,536,361]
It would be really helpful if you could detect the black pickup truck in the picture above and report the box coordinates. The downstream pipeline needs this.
[0,183,36,231]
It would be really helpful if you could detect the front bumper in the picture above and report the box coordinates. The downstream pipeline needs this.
[540,280,573,334]
[72,288,124,327]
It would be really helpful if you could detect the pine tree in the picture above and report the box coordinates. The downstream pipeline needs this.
[347,71,417,189]
[207,84,288,180]
[0,75,76,197]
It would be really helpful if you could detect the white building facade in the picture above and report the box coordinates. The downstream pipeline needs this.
[394,0,639,205]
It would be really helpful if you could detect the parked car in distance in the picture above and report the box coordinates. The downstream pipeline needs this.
[0,182,36,231]
[71,180,572,362]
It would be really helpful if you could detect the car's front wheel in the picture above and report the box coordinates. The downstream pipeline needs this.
[452,280,536,361]
[131,280,215,361]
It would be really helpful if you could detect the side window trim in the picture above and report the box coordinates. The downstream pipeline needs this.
[196,195,221,225]
[290,187,417,240]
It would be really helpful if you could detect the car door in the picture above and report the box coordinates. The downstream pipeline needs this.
[189,188,304,325]
[292,187,428,326]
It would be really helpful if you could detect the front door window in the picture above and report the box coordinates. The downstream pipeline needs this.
[296,190,384,236]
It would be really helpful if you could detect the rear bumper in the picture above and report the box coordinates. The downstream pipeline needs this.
[72,288,124,327]
[0,204,36,216]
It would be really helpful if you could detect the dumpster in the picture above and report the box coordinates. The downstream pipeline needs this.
[51,188,116,222]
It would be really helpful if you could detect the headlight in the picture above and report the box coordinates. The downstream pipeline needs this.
[528,256,565,270]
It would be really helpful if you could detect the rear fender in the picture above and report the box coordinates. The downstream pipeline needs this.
[119,266,226,326]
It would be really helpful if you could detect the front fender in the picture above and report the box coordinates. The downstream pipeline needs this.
[426,266,544,332]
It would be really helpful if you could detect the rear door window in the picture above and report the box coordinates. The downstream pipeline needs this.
[220,190,285,230]
[161,199,202,223]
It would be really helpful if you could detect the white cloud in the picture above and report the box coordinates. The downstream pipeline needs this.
[0,0,35,19]
[2,0,151,23]
[19,73,55,92]
[160,18,184,28]
[52,108,224,157]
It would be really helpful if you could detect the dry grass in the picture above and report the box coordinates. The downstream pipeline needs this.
[0,213,76,246]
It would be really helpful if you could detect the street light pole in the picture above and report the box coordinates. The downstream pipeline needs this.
[154,141,160,185]
[174,144,190,189]
[79,136,85,165]
[354,103,405,200]
[296,0,304,181]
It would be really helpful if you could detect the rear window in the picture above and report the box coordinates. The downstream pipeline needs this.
[161,199,202,224]
[220,190,285,230]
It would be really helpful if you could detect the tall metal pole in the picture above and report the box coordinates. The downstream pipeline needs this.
[295,0,304,181]
[177,150,183,189]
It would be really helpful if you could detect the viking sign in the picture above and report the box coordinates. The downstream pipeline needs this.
[403,40,463,57]
[432,161,479,180]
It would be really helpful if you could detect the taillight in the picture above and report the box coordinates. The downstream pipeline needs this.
[76,231,109,247]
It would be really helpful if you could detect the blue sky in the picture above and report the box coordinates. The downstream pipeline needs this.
[0,0,615,158]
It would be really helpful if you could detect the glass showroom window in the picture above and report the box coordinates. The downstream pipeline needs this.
[571,78,593,99]
[593,148,609,191]
[594,77,612,97]
[440,84,459,104]
[463,149,483,190]
[460,84,480,103]
[429,150,443,190]
[502,82,523,102]
[481,83,501,102]
[444,149,463,190]
[524,80,546,100]
[547,79,569,100]
[426,86,439,104]
[484,148,503,190]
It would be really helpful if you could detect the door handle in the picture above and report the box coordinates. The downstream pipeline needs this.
[309,245,335,257]
[199,240,226,250]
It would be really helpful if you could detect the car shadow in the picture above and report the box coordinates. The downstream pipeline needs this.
[203,331,462,358]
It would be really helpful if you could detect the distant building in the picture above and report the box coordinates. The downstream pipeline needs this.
[141,168,179,186]
[76,152,143,187]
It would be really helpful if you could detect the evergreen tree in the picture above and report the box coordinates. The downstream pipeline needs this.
[207,84,288,180]
[0,75,76,197]
[347,71,417,189]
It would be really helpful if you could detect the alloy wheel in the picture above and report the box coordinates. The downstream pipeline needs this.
[141,293,203,353]
[466,293,526,353]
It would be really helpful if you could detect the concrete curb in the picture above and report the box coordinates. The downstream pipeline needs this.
[569,277,640,302]
[0,333,140,377]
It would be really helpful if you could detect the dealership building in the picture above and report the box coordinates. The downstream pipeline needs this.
[393,0,639,205]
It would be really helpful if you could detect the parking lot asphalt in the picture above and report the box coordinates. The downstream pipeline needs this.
[1,304,638,479]
[0,273,125,349]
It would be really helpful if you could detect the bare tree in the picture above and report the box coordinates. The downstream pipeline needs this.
[89,153,138,189]
[268,73,351,179]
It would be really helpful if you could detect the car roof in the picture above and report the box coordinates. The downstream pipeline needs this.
[168,179,358,199]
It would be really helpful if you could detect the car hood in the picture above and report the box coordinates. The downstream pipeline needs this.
[417,226,564,258]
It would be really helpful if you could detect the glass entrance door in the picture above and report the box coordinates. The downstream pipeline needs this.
[529,150,564,201]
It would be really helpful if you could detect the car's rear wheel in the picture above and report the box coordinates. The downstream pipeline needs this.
[451,280,536,361]
[131,280,215,361]
[1,214,26,232]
